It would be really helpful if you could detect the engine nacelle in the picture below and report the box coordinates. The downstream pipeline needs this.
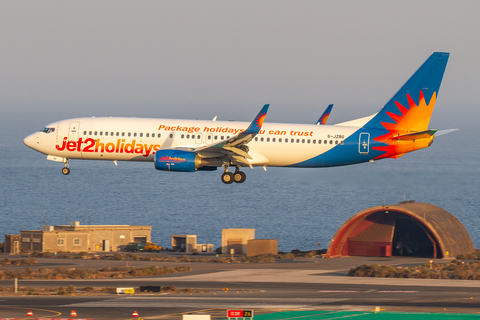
[154,150,200,172]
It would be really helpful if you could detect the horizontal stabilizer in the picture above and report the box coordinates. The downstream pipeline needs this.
[393,130,437,141]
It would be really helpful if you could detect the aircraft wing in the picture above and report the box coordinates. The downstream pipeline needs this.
[193,104,269,165]
[316,104,333,125]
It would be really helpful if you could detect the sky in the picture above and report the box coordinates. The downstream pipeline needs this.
[1,0,479,138]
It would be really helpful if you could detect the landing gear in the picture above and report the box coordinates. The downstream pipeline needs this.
[233,170,246,183]
[221,172,234,184]
[62,160,70,175]
[221,166,246,184]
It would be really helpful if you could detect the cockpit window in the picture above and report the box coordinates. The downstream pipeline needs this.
[40,127,55,134]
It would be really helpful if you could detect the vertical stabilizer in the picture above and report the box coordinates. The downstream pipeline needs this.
[365,52,449,132]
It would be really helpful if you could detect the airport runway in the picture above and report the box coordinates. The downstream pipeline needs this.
[1,256,480,318]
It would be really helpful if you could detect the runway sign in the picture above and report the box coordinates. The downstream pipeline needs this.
[227,310,253,318]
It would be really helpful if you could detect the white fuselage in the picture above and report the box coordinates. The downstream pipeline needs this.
[24,117,363,167]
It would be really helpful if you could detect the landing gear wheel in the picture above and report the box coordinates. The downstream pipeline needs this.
[233,171,246,183]
[221,172,234,184]
[62,167,70,175]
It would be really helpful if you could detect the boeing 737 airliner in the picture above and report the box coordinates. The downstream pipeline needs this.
[24,52,451,184]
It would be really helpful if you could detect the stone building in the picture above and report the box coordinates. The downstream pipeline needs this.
[20,221,151,253]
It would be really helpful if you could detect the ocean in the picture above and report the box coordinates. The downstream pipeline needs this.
[1,116,478,252]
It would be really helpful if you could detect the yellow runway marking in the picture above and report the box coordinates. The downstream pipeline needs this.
[0,305,62,319]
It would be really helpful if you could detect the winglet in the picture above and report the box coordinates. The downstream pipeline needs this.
[243,104,269,135]
[316,104,333,125]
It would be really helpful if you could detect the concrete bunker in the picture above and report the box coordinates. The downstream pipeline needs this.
[328,201,474,259]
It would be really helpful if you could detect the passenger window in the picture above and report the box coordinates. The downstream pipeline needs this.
[146,133,149,137]
[152,133,155,137]
[139,133,143,137]
[128,133,131,137]
[94,131,98,136]
[100,132,103,136]
[313,140,316,144]
[122,132,125,137]
[291,139,294,143]
[221,136,224,140]
[214,136,218,140]
[341,141,344,145]
[197,135,201,139]
[170,134,174,138]
[158,134,161,138]
[186,134,190,139]
[273,138,276,142]
[324,140,327,144]
[302,139,305,143]
[335,140,338,144]
[116,132,119,136]
[285,139,288,143]
[226,136,230,139]
[279,138,282,142]
[111,132,114,136]
[307,139,310,143]
[133,133,137,137]
[296,139,300,143]
[261,137,264,142]
[255,137,258,141]
[266,138,270,142]
[83,131,87,135]
[330,140,333,144]
[181,134,184,138]
[89,131,92,135]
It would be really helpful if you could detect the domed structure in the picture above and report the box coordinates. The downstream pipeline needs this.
[328,201,474,259]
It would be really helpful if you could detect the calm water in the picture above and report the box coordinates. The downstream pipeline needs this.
[1,119,479,252]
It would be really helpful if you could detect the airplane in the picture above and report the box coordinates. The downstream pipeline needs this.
[316,104,333,125]
[24,52,451,184]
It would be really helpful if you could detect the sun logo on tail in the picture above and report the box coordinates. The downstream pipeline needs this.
[255,112,266,129]
[372,91,437,159]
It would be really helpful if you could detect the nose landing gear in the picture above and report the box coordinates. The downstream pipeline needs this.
[62,160,70,175]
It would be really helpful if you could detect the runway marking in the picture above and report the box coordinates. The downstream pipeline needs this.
[376,291,418,293]
[317,291,359,293]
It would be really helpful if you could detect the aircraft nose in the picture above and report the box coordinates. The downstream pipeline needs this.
[23,133,38,149]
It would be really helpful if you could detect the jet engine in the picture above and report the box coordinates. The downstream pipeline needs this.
[154,150,200,172]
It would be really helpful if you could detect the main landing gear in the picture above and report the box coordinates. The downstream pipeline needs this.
[62,159,70,175]
[221,167,246,184]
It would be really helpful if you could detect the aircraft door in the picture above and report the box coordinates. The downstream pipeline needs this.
[68,121,80,141]
[195,133,203,145]
[359,133,370,154]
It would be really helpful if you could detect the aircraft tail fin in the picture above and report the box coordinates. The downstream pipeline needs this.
[364,52,449,133]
